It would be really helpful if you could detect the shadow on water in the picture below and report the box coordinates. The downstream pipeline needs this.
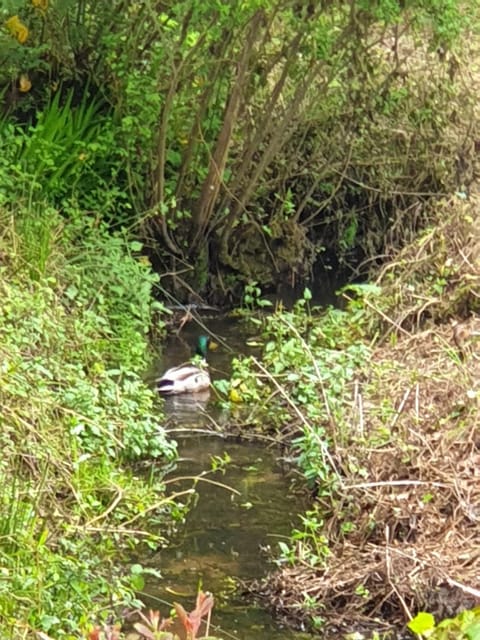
[142,317,316,639]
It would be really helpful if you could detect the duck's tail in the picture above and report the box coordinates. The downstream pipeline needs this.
[156,378,176,394]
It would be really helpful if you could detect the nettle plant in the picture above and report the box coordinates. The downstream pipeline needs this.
[61,217,167,369]
[0,203,174,463]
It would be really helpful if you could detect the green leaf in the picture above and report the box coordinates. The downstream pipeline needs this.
[130,240,143,251]
[40,615,61,631]
[466,621,480,640]
[130,574,145,591]
[278,541,291,555]
[130,563,144,575]
[408,612,436,635]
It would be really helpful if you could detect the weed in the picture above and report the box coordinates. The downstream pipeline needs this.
[217,288,372,487]
[277,509,330,569]
[0,89,128,220]
[408,607,480,639]
[0,200,177,636]
[86,590,219,640]
[242,281,273,312]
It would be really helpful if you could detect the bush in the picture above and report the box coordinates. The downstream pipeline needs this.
[0,201,176,636]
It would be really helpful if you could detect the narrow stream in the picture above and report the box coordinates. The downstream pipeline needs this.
[141,315,314,639]
[143,437,308,639]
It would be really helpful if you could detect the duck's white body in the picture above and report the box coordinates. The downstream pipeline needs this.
[156,362,210,395]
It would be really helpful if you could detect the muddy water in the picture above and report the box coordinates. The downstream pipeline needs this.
[143,315,314,639]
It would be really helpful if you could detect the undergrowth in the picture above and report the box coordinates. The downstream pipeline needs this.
[219,198,479,637]
[0,205,177,638]
[0,89,127,220]
[216,286,375,490]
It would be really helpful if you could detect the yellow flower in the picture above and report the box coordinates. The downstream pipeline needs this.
[32,0,48,10]
[5,16,29,44]
[19,74,32,93]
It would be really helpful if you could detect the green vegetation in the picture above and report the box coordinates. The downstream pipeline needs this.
[1,0,479,638]
[2,0,478,299]
[408,608,480,640]
[0,199,179,636]
[218,287,374,488]
[222,200,479,636]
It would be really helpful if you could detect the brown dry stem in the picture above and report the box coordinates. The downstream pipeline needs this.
[251,196,480,636]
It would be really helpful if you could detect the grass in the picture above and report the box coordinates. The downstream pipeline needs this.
[0,204,178,638]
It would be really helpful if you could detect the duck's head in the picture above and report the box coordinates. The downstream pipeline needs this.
[195,335,210,358]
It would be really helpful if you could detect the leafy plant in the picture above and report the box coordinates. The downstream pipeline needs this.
[218,288,372,485]
[61,216,167,371]
[86,591,221,640]
[277,509,330,569]
[242,281,273,311]
[0,200,178,636]
[172,591,215,640]
[408,608,480,640]
[0,87,127,219]
[134,609,174,640]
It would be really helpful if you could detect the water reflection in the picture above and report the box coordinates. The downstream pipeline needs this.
[161,389,212,423]
[142,437,308,639]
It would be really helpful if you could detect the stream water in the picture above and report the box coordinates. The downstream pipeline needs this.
[142,315,314,639]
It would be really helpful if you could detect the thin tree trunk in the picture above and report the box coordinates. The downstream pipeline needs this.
[151,9,217,254]
[175,36,232,203]
[190,10,265,252]
[218,61,323,255]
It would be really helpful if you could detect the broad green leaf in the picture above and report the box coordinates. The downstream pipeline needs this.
[466,621,480,640]
[408,612,436,635]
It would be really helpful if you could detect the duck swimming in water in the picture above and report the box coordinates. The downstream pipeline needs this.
[156,335,211,395]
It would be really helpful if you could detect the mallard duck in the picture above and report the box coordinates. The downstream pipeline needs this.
[156,335,211,395]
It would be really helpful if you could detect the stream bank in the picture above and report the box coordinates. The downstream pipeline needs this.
[174,200,479,639]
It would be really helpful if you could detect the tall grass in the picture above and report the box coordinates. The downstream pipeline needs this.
[0,87,124,218]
